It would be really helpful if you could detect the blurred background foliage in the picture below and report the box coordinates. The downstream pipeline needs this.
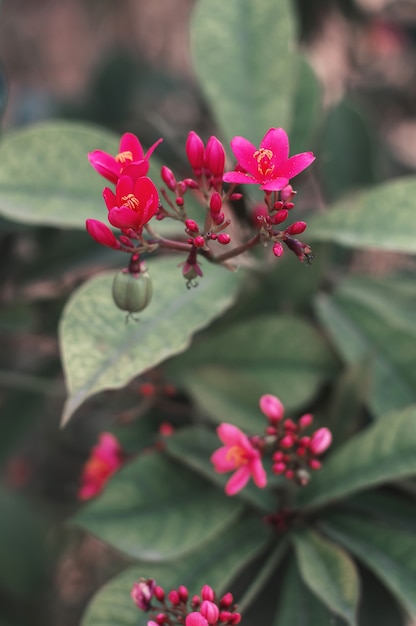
[0,0,416,625]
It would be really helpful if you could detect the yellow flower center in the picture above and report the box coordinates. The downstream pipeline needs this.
[115,150,133,164]
[121,193,140,211]
[253,148,275,177]
[226,445,248,467]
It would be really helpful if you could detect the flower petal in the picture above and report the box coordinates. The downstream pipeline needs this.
[260,177,289,191]
[120,132,145,161]
[223,171,257,185]
[229,136,259,176]
[133,176,159,223]
[225,466,251,495]
[275,152,316,180]
[103,187,117,210]
[251,457,267,488]
[144,137,163,161]
[108,206,141,230]
[88,150,119,184]
[211,447,236,472]
[123,161,150,180]
[261,128,289,166]
[216,423,247,446]
[116,175,135,199]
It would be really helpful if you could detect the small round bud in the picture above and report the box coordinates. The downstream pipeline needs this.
[193,236,205,248]
[285,469,295,480]
[205,136,225,177]
[220,593,233,608]
[156,614,167,624]
[201,585,215,602]
[229,613,241,624]
[213,212,225,226]
[200,601,219,624]
[299,413,313,430]
[168,590,180,605]
[271,209,288,225]
[112,269,152,313]
[219,611,232,622]
[191,595,201,608]
[185,219,199,232]
[272,462,286,474]
[286,221,307,235]
[260,394,284,422]
[309,459,322,470]
[280,184,295,203]
[186,131,205,173]
[161,166,176,191]
[217,233,231,245]
[273,201,284,210]
[210,192,222,213]
[154,586,165,601]
[309,428,332,455]
[280,435,294,448]
[272,242,284,257]
[175,197,185,207]
[178,585,189,602]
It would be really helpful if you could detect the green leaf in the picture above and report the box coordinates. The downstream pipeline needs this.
[315,275,416,417]
[319,99,377,202]
[320,512,416,618]
[59,257,242,424]
[296,404,416,510]
[82,516,272,626]
[191,0,297,145]
[343,490,416,535]
[289,59,322,156]
[73,452,243,561]
[358,566,406,626]
[292,529,359,626]
[0,122,117,229]
[274,556,343,626]
[168,314,336,431]
[165,426,277,512]
[307,176,416,253]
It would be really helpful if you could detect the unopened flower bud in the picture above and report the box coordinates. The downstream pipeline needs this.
[191,595,201,607]
[272,462,286,474]
[205,136,225,177]
[259,394,284,422]
[186,131,205,173]
[213,212,225,225]
[210,192,222,213]
[217,233,231,245]
[193,235,205,248]
[175,197,184,207]
[154,586,165,601]
[229,613,241,624]
[285,469,295,480]
[309,459,322,470]
[309,427,332,455]
[284,419,297,432]
[272,451,285,462]
[286,221,307,236]
[219,611,232,622]
[178,585,189,602]
[220,593,233,608]
[185,219,199,232]
[156,614,167,624]
[86,219,121,249]
[299,413,313,429]
[168,590,180,605]
[200,601,219,624]
[186,613,209,626]
[273,201,284,211]
[280,435,294,448]
[112,268,152,313]
[184,178,199,189]
[229,193,243,201]
[161,166,176,191]
[273,242,284,257]
[271,209,288,225]
[201,585,215,602]
[280,184,295,203]
[130,579,156,611]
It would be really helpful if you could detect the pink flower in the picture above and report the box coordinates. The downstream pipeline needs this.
[78,433,123,500]
[131,579,156,611]
[88,132,162,184]
[211,423,267,495]
[186,613,209,626]
[223,128,315,191]
[309,427,332,455]
[103,175,159,230]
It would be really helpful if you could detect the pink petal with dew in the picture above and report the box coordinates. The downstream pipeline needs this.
[251,457,267,488]
[103,187,117,210]
[261,128,289,166]
[225,466,251,495]
[88,150,119,184]
[229,136,259,175]
[211,447,237,472]
[260,177,290,192]
[144,137,163,161]
[223,171,257,185]
[275,152,316,180]
[120,132,145,161]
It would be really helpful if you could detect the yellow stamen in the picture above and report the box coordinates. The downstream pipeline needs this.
[115,150,133,164]
[121,193,140,211]
[253,148,275,177]
[226,445,248,467]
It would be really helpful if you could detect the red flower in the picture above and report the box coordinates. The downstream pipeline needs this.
[78,433,123,500]
[103,175,159,230]
[223,127,315,191]
[89,133,162,185]
[211,423,267,495]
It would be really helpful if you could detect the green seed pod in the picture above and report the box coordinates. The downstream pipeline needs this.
[112,269,153,313]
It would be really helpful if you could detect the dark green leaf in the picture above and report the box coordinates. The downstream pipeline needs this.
[308,176,416,253]
[191,0,297,145]
[168,314,336,431]
[296,404,416,509]
[315,275,416,417]
[59,257,242,424]
[292,528,359,626]
[82,516,272,626]
[73,451,244,561]
[343,490,416,535]
[320,512,416,618]
[289,59,322,156]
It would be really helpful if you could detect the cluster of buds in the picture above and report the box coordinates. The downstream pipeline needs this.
[211,394,332,495]
[85,126,316,309]
[131,579,241,626]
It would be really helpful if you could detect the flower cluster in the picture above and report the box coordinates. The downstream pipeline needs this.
[78,432,124,500]
[211,394,332,495]
[131,579,241,626]
[86,126,316,308]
